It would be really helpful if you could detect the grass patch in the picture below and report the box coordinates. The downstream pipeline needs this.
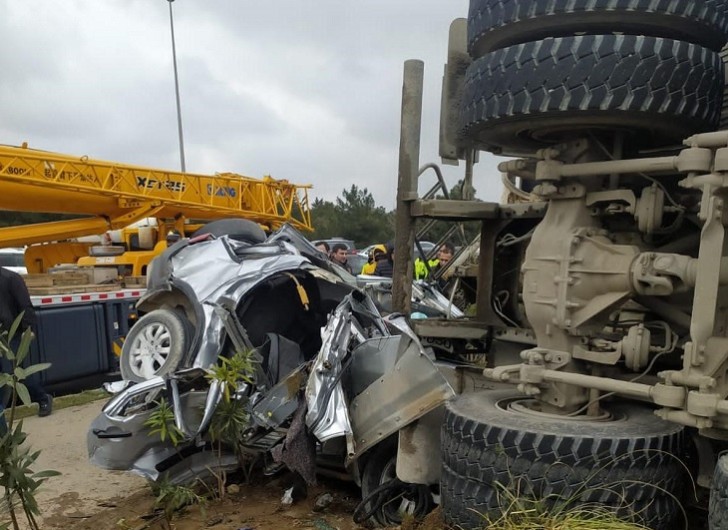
[484,506,650,530]
[4,388,110,421]
[483,492,652,530]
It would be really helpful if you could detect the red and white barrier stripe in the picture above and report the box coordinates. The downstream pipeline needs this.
[31,289,146,308]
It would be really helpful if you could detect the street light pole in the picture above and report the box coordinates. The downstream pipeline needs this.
[167,0,186,172]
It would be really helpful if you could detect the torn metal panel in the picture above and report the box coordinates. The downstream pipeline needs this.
[88,372,210,479]
[305,304,355,441]
[411,281,464,319]
[305,292,391,442]
[359,279,464,319]
[346,334,455,464]
[251,366,307,429]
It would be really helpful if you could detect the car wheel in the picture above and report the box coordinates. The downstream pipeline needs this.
[441,390,686,530]
[356,437,434,527]
[468,0,728,57]
[120,309,191,382]
[191,218,266,244]
[459,34,723,154]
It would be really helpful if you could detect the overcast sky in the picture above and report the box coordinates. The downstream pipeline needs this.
[0,1,503,209]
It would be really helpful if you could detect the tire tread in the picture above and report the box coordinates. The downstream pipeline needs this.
[468,0,728,55]
[460,35,723,153]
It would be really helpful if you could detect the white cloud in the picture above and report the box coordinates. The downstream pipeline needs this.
[0,0,505,211]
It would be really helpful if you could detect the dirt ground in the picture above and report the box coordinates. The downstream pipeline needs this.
[7,399,444,530]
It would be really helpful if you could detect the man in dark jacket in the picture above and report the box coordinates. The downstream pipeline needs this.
[0,267,53,430]
[373,241,395,278]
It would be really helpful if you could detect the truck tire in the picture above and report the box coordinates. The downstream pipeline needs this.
[459,35,723,154]
[441,390,686,530]
[468,0,728,57]
[356,437,434,527]
[120,309,191,382]
[191,218,266,244]
[710,455,728,529]
[720,46,728,131]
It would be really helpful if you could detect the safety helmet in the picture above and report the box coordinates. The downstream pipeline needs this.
[370,244,386,259]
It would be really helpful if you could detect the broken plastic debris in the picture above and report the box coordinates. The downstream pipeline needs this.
[312,492,334,512]
[103,380,133,394]
[281,486,294,505]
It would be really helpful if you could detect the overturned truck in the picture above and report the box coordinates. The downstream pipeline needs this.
[391,2,728,530]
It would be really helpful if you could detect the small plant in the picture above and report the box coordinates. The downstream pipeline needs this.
[151,476,206,530]
[144,397,185,446]
[205,349,256,401]
[0,314,58,530]
[142,349,256,511]
[205,349,257,494]
[143,401,205,528]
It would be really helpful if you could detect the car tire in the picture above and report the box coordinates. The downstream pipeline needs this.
[191,218,266,244]
[120,309,191,382]
[468,0,728,57]
[710,454,728,529]
[440,390,686,530]
[357,437,434,527]
[459,35,723,154]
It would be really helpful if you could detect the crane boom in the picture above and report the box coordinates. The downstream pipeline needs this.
[0,143,312,247]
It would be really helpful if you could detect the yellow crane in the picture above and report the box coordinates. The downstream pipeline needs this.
[0,143,312,273]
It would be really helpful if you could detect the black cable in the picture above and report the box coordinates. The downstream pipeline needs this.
[352,479,404,524]
[352,478,432,524]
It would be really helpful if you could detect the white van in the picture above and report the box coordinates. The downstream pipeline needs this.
[0,248,27,275]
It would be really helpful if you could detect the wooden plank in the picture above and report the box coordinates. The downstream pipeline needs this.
[27,283,122,295]
[412,319,489,340]
[124,276,147,288]
[23,274,55,288]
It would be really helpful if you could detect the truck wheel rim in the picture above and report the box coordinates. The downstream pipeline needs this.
[502,397,615,422]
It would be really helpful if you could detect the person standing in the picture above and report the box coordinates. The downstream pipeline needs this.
[361,244,386,275]
[0,267,53,426]
[315,241,330,254]
[415,242,454,281]
[330,243,353,273]
[373,242,395,278]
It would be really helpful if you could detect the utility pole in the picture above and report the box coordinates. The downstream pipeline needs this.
[167,0,186,172]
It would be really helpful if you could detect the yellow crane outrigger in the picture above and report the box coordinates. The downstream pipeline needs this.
[0,143,312,274]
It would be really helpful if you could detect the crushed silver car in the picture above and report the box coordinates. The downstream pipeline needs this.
[118,221,460,383]
[89,291,454,526]
[91,221,457,526]
[119,221,356,383]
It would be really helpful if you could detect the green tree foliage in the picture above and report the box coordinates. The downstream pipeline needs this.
[310,185,394,247]
[309,199,339,241]
[308,179,484,252]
